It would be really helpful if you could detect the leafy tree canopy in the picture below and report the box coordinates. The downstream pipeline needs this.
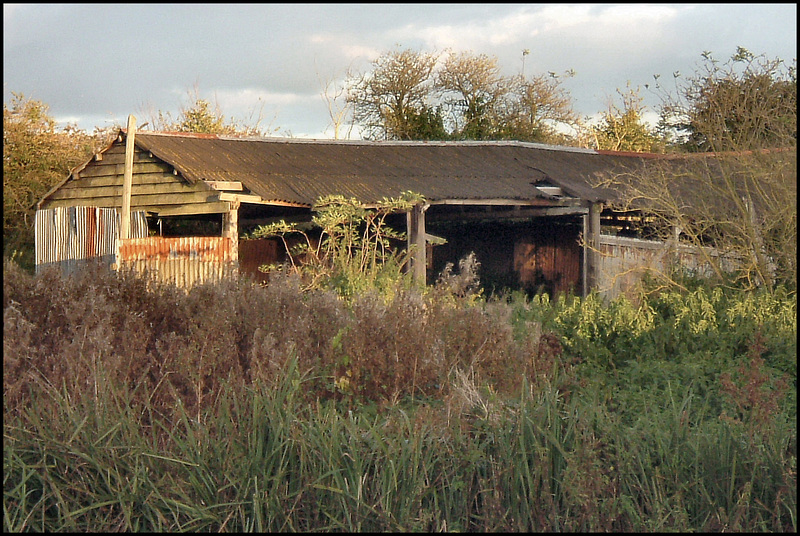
[347,47,579,144]
[657,47,796,152]
[3,93,101,269]
[591,83,665,153]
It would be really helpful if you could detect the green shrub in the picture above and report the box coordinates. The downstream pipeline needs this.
[3,259,795,532]
[248,192,424,300]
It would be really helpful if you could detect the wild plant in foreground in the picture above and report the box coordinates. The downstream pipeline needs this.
[248,192,424,299]
[3,257,795,532]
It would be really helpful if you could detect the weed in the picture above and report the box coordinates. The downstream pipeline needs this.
[3,256,795,532]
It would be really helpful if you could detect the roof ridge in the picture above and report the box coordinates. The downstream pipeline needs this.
[128,129,602,154]
[119,128,797,158]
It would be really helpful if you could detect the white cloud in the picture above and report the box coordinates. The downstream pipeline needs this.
[215,88,314,109]
[388,4,686,58]
[582,109,660,130]
[212,88,330,136]
[53,113,122,132]
[161,86,316,113]
[381,6,589,50]
[598,3,681,23]
[338,44,383,63]
[309,32,381,62]
[53,115,83,126]
[5,4,794,138]
[3,3,24,18]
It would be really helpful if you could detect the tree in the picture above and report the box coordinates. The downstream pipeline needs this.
[598,49,797,292]
[592,83,664,152]
[403,104,449,140]
[347,47,580,144]
[436,51,506,139]
[3,93,98,269]
[347,48,442,140]
[657,47,796,152]
[318,68,356,140]
[495,71,579,144]
[142,86,276,137]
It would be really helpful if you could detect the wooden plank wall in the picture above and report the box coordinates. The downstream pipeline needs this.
[514,223,582,296]
[428,219,582,297]
[238,238,281,284]
[597,235,742,300]
[40,143,228,216]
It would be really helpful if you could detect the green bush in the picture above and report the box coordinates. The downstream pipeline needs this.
[3,259,796,532]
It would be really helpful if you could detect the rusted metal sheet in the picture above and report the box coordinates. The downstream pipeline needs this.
[238,238,281,284]
[116,236,234,289]
[35,207,147,274]
[117,236,232,261]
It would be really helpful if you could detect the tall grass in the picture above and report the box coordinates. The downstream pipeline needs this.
[3,258,796,532]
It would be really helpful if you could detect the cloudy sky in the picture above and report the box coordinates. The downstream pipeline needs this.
[3,3,797,139]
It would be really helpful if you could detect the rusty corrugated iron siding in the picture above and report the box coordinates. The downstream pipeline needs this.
[238,238,281,284]
[116,236,234,289]
[35,207,147,274]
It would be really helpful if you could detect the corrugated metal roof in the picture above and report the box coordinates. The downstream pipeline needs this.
[127,131,644,206]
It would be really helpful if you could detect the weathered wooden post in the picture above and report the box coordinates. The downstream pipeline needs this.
[120,115,136,240]
[222,199,240,275]
[586,201,602,293]
[407,203,428,285]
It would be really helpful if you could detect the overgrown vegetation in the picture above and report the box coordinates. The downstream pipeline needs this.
[597,48,797,293]
[4,257,795,532]
[3,44,797,531]
[2,93,113,270]
[247,192,425,300]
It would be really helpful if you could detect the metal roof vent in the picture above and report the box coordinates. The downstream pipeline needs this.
[535,183,564,198]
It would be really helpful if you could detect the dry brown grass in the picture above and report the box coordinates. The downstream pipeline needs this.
[3,258,564,421]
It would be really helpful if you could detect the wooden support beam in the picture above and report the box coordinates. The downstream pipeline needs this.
[150,202,231,217]
[239,213,314,228]
[222,200,240,271]
[582,213,588,298]
[427,205,587,223]
[407,203,428,286]
[431,197,576,207]
[585,201,602,294]
[205,181,244,191]
[119,115,136,240]
[217,191,311,208]
[217,192,266,204]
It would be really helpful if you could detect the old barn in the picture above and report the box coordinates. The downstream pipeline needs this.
[36,124,679,297]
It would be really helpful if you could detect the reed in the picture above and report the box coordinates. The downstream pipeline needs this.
[3,258,796,532]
